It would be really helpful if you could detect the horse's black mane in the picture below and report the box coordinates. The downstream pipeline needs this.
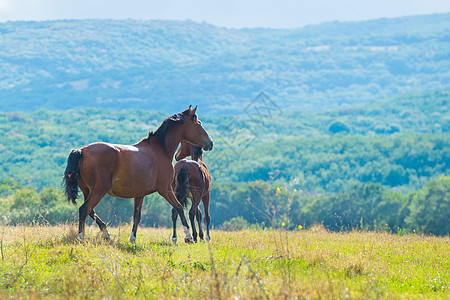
[147,109,190,150]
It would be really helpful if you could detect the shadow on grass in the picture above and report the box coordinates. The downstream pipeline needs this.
[110,238,174,254]
[31,224,176,252]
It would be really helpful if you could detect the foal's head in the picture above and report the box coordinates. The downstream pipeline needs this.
[175,141,203,161]
[178,106,213,152]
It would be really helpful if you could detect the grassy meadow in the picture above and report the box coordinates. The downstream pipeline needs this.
[0,224,448,299]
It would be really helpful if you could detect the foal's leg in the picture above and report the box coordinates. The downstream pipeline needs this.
[189,189,203,243]
[196,209,204,241]
[171,208,178,244]
[159,189,193,243]
[129,196,144,244]
[202,193,211,242]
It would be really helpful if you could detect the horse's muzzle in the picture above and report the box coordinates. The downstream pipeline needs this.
[204,140,213,151]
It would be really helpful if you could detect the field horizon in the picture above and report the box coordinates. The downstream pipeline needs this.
[0,224,448,299]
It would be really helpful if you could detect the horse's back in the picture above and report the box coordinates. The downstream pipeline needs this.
[81,142,143,163]
[78,142,119,182]
[80,142,158,198]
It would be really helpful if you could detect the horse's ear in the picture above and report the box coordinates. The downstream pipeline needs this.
[192,105,197,114]
[188,105,192,109]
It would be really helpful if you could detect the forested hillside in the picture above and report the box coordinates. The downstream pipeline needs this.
[1,14,449,113]
[0,90,448,234]
[0,15,449,235]
[0,90,447,191]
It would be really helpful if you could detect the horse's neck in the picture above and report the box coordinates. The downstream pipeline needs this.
[163,127,183,159]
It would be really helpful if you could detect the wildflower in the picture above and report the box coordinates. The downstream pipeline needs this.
[298,225,302,230]
[281,222,285,227]
[293,189,297,192]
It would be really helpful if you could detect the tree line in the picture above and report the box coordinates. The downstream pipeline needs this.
[0,176,448,236]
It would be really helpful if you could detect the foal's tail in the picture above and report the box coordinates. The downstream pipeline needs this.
[174,168,189,208]
[62,149,82,205]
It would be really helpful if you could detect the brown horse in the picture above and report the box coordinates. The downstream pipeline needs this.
[62,106,213,244]
[171,141,211,243]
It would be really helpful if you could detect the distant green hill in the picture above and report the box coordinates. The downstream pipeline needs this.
[0,90,447,192]
[0,14,449,114]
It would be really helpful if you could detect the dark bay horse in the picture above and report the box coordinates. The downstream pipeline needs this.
[171,141,212,243]
[62,106,213,244]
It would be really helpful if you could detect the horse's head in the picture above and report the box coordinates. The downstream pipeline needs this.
[180,106,213,152]
[175,141,203,161]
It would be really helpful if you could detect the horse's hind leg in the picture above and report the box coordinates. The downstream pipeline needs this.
[171,208,178,244]
[130,196,144,244]
[89,210,110,240]
[78,186,110,241]
[81,185,110,240]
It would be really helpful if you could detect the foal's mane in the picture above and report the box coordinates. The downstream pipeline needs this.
[147,109,190,150]
[191,145,203,161]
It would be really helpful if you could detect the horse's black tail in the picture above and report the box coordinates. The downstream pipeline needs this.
[62,149,82,205]
[174,168,189,208]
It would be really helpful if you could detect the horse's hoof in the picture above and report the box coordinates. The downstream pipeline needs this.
[129,233,136,244]
[101,230,111,241]
[78,233,85,241]
[205,236,210,242]
[172,237,178,244]
[182,226,194,243]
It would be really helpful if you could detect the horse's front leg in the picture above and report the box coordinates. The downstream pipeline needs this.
[171,207,178,244]
[202,193,211,242]
[130,196,144,244]
[189,207,198,242]
[159,189,193,243]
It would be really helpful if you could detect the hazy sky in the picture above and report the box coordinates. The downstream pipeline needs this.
[0,0,449,28]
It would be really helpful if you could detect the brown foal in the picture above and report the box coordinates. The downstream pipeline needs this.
[171,141,212,243]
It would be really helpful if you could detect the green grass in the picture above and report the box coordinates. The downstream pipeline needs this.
[0,224,448,299]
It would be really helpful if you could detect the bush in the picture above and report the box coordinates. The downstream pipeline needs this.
[220,217,250,231]
[329,121,350,134]
[405,176,450,235]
